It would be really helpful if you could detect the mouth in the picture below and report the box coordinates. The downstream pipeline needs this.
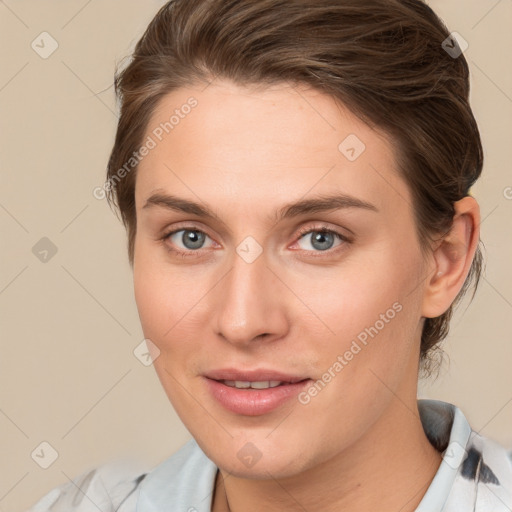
[204,369,308,383]
[203,369,311,416]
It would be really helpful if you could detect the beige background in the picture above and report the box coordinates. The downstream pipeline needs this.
[0,1,511,510]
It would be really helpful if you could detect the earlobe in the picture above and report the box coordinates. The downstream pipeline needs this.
[421,196,480,319]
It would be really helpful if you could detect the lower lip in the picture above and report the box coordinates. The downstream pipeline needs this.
[204,378,311,416]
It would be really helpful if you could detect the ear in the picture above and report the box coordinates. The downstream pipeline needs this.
[421,196,480,318]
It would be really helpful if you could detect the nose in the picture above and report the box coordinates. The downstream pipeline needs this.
[213,249,289,347]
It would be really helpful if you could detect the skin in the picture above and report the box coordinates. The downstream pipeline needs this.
[133,79,480,512]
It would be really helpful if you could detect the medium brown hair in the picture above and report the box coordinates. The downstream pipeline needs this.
[106,0,484,375]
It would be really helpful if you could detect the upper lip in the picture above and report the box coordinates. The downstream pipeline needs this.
[204,368,309,383]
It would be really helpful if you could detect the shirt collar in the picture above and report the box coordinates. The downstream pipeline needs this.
[137,437,217,512]
[415,399,472,511]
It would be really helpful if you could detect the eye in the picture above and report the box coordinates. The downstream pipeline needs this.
[165,228,215,253]
[294,226,348,252]
[160,224,350,258]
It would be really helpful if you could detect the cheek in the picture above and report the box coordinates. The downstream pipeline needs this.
[133,242,174,342]
[304,248,420,339]
[133,268,164,339]
[133,245,213,356]
[301,245,425,398]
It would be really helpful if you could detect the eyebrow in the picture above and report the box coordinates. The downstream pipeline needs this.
[142,191,378,224]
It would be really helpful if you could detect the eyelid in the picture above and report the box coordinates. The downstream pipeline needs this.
[294,223,351,240]
[160,221,215,241]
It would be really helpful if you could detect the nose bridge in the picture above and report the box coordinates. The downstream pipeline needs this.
[214,247,286,345]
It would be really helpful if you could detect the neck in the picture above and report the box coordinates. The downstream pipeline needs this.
[212,397,442,512]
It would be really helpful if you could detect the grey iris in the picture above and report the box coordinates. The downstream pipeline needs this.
[182,230,205,249]
[311,231,335,251]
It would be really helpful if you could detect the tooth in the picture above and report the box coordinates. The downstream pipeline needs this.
[269,381,282,388]
[234,381,251,389]
[250,381,271,389]
[223,380,236,387]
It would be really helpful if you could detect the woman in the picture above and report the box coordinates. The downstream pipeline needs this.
[29,0,512,510]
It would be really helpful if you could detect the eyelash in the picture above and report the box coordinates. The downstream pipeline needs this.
[160,224,351,259]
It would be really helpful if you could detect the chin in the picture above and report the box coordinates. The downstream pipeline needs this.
[195,432,315,479]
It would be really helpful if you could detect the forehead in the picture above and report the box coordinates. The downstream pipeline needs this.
[135,79,412,220]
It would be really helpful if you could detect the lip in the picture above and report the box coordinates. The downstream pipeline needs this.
[203,368,311,416]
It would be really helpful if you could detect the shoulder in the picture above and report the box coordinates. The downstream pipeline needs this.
[466,431,512,489]
[416,399,512,511]
[27,459,149,512]
[447,418,512,510]
[137,439,218,509]
[28,440,217,512]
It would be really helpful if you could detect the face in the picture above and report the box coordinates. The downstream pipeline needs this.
[133,79,431,478]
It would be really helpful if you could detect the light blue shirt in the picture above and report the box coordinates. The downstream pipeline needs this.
[29,399,512,511]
